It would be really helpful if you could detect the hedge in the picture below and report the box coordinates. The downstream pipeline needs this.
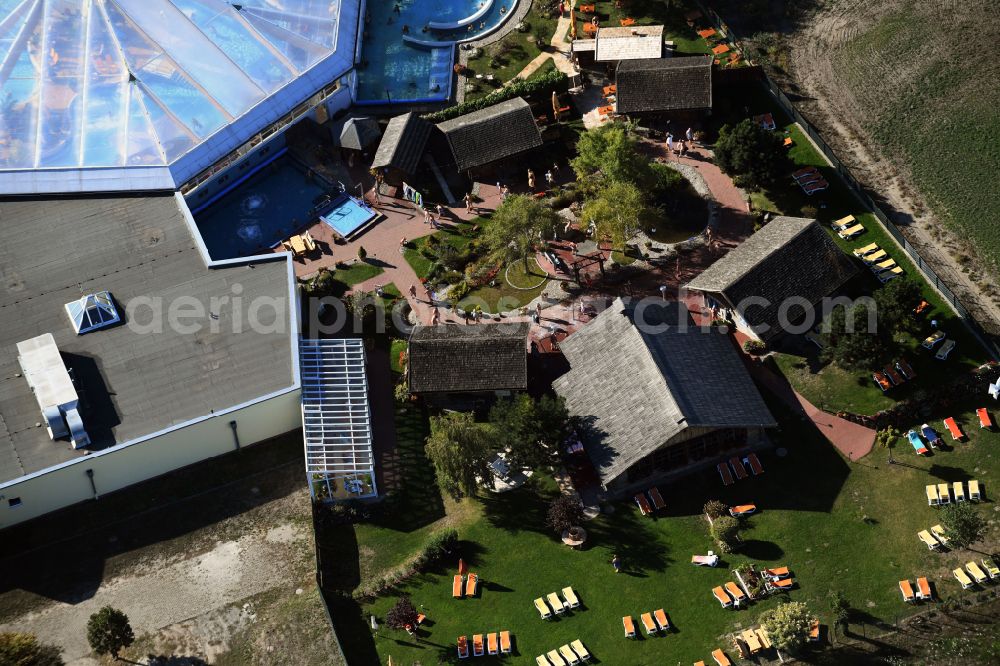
[423,70,569,122]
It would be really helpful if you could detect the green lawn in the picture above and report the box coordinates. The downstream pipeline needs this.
[463,259,549,313]
[402,218,479,281]
[573,0,713,56]
[771,353,895,415]
[336,261,384,286]
[344,397,999,665]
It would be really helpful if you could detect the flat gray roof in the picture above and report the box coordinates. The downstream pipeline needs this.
[0,195,295,484]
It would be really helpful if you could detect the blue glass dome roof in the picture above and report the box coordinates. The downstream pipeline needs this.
[0,0,352,191]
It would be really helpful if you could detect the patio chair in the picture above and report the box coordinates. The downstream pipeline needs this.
[534,597,552,619]
[303,231,317,252]
[747,452,765,475]
[713,586,733,607]
[853,242,879,257]
[831,215,857,231]
[453,575,464,598]
[729,457,748,480]
[559,644,579,665]
[713,648,732,666]
[918,530,940,550]
[921,424,943,448]
[978,407,993,429]
[648,486,667,511]
[641,612,658,634]
[935,339,956,360]
[916,577,932,600]
[968,479,981,501]
[654,608,670,631]
[500,630,512,654]
[536,656,550,666]
[465,572,478,597]
[931,524,951,547]
[937,483,952,504]
[862,249,888,265]
[982,557,1000,579]
[763,566,790,579]
[808,619,821,642]
[899,579,915,602]
[547,649,567,666]
[725,581,747,605]
[907,430,929,455]
[967,561,988,584]
[570,639,591,662]
[873,372,891,392]
[943,417,964,440]
[954,567,974,589]
[562,586,580,608]
[623,615,637,637]
[634,493,652,516]
[473,634,484,657]
[926,484,940,505]
[896,358,917,380]
[692,552,720,567]
[487,632,498,655]
[837,224,865,240]
[717,462,734,486]
[953,481,966,502]
[922,331,945,348]
[458,635,469,659]
[548,592,566,613]
[729,504,757,517]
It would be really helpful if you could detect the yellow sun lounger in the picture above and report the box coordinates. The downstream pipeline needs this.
[862,249,888,264]
[831,214,856,231]
[872,258,897,272]
[966,561,988,584]
[879,266,904,282]
[954,567,973,589]
[547,592,565,613]
[837,224,865,239]
[558,644,579,664]
[969,479,981,500]
[982,557,1000,579]
[953,481,966,502]
[534,597,552,618]
[917,530,940,550]
[570,639,590,661]
[931,524,950,546]
[926,484,939,505]
[853,242,879,257]
[547,649,567,666]
[937,484,951,504]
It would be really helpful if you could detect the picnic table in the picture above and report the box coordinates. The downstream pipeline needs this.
[288,234,306,255]
[741,629,762,654]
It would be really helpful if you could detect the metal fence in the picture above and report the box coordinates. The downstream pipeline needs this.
[695,2,999,358]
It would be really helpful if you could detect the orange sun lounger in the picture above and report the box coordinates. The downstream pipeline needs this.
[808,619,820,641]
[747,452,764,475]
[473,634,484,657]
[712,586,732,607]
[623,615,636,637]
[620,18,635,27]
[978,408,993,429]
[712,43,730,55]
[641,612,658,634]
[648,486,666,510]
[729,457,748,480]
[465,572,478,597]
[457,635,469,659]
[487,632,498,655]
[771,577,794,590]
[453,575,464,598]
[499,630,511,653]
[712,648,732,666]
[944,417,964,440]
[724,581,747,603]
[916,577,932,600]
[602,84,617,97]
[598,104,614,116]
[764,566,790,579]
[698,28,717,39]
[717,462,734,486]
[730,504,756,517]
[635,493,652,515]
[654,608,670,630]
[899,580,915,602]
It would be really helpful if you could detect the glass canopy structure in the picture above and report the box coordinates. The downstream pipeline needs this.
[0,0,358,194]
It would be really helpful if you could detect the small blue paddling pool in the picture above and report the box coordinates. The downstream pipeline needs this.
[320,194,380,239]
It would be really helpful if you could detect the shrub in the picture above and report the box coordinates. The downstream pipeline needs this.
[546,495,584,534]
[703,499,729,519]
[800,204,819,219]
[0,632,64,666]
[357,246,367,261]
[759,601,812,654]
[423,70,569,122]
[743,339,767,355]
[394,380,410,404]
[86,607,134,659]
[710,515,740,553]
[386,596,419,630]
[449,281,471,302]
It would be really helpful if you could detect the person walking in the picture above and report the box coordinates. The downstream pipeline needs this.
[612,554,622,573]
[436,203,444,218]
[527,169,536,190]
[464,192,474,213]
[431,307,440,325]
[545,170,554,187]
[686,126,693,143]
[409,284,417,300]
[423,207,430,225]
[665,133,673,159]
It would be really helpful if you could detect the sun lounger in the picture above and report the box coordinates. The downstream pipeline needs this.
[884,365,905,385]
[453,575,464,598]
[754,112,776,130]
[602,84,617,96]
[915,299,931,315]
[873,372,891,392]
[982,557,1000,579]
[899,579,915,602]
[548,592,565,613]
[804,179,829,195]
[921,424,943,448]
[729,457,748,480]
[623,615,636,637]
[969,479,981,501]
[698,28,717,38]
[907,430,929,455]
[692,552,720,567]
[872,258,898,273]
[648,486,666,510]
[730,504,757,517]
[654,608,670,631]
[793,166,819,180]
[536,656,550,666]
[967,561,988,584]
[465,572,478,596]
[944,417,963,440]
[808,619,820,642]
[712,586,732,607]
[717,462,734,486]
[634,493,652,516]
[935,339,956,360]
[562,586,580,608]
[487,632,498,655]
[862,249,888,264]
[764,566,790,579]
[954,567,974,589]
[916,577,931,600]
[896,358,917,380]
[547,649,567,666]
[937,483,951,504]
[712,648,732,666]
[458,635,469,659]
[927,484,940,505]
[978,408,993,429]
[639,612,657,634]
[500,630,512,653]
[725,581,747,605]
[831,215,857,231]
[879,266,903,282]
[570,639,590,661]
[853,242,879,257]
[783,136,793,147]
[931,524,950,546]
[473,634,484,656]
[559,644,579,664]
[922,331,945,348]
[747,452,764,475]
[953,481,966,502]
[535,597,552,618]
[837,223,865,240]
[770,577,794,590]
[918,530,940,550]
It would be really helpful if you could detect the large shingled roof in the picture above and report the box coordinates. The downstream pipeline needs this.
[685,217,859,341]
[615,56,713,114]
[408,323,529,394]
[437,97,543,171]
[371,112,433,174]
[553,298,775,485]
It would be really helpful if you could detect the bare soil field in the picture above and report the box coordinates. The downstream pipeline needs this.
[724,0,1000,336]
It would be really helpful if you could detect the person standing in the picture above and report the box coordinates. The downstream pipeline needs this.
[423,208,430,225]
[612,554,622,573]
[464,192,474,213]
[665,133,673,159]
[686,126,693,143]
[409,284,417,300]
[527,169,536,190]
[436,203,444,218]
[545,170,554,187]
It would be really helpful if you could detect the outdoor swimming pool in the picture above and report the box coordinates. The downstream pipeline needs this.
[193,153,333,260]
[321,194,380,238]
[356,0,520,104]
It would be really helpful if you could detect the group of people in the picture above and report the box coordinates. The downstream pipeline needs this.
[665,127,697,159]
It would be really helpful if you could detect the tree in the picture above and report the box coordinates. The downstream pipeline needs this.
[709,515,740,553]
[425,411,493,498]
[829,591,851,635]
[571,124,653,187]
[581,180,650,251]
[386,596,419,630]
[546,494,584,533]
[481,194,558,271]
[873,279,923,336]
[489,394,569,470]
[714,119,790,189]
[86,606,134,661]
[820,301,893,371]
[0,632,64,666]
[939,501,987,548]
[759,601,812,655]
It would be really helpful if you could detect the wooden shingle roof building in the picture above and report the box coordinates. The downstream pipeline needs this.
[437,97,543,173]
[594,25,664,62]
[370,112,433,182]
[408,323,530,399]
[685,217,859,342]
[615,56,713,116]
[553,299,775,495]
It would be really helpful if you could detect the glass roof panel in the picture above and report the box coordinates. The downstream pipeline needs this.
[82,4,130,166]
[240,1,338,50]
[0,11,41,168]
[135,83,196,162]
[124,84,164,165]
[0,0,34,56]
[37,0,86,167]
[238,8,329,71]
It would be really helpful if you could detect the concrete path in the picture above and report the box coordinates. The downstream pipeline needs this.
[510,6,578,82]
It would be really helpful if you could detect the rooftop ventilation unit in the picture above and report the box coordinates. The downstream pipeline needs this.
[16,334,90,449]
[65,292,120,334]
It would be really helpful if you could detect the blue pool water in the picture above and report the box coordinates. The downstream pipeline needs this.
[356,0,520,104]
[193,153,333,260]
[321,195,379,238]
